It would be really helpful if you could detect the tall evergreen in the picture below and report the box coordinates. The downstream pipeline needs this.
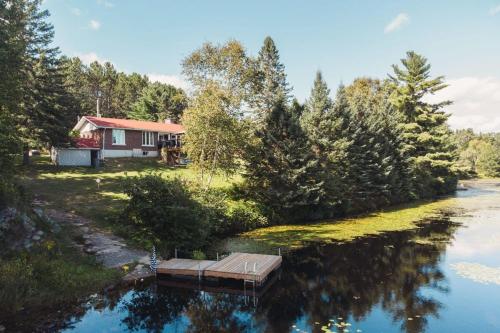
[251,36,291,125]
[300,73,352,216]
[389,51,457,197]
[129,82,187,122]
[2,0,73,163]
[245,99,321,223]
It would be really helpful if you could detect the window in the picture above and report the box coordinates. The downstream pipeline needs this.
[112,129,125,145]
[142,131,154,146]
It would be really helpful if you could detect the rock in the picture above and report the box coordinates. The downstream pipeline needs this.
[0,207,18,224]
[33,207,45,219]
[0,324,5,332]
[80,226,90,233]
[36,230,44,236]
[32,235,41,241]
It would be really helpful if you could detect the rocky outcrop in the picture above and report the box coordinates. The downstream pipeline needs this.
[0,206,56,252]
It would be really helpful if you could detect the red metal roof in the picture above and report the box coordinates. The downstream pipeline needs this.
[85,116,185,133]
[73,137,101,149]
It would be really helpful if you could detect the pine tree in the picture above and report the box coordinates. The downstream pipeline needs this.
[251,36,291,125]
[389,51,457,197]
[10,0,75,163]
[129,82,187,122]
[245,99,321,223]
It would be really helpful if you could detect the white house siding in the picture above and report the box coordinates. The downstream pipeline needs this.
[53,149,92,166]
[102,149,158,158]
[80,122,97,133]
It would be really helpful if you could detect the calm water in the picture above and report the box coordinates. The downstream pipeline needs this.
[24,181,500,332]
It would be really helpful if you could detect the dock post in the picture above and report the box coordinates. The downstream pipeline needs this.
[278,247,281,256]
[198,262,201,281]
[217,252,219,261]
[175,248,178,258]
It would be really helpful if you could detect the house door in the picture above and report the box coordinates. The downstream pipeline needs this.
[91,150,98,167]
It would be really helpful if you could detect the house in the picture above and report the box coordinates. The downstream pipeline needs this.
[51,116,185,166]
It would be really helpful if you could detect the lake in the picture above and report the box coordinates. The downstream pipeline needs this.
[23,180,500,332]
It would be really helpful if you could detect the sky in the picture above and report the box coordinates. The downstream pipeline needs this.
[42,0,500,132]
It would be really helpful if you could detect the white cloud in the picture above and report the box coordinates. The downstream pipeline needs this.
[89,20,101,30]
[489,5,500,15]
[97,0,114,8]
[425,77,500,133]
[147,73,190,90]
[76,52,109,65]
[384,13,410,33]
[71,7,81,16]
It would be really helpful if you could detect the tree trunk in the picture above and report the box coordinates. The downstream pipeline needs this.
[23,147,30,165]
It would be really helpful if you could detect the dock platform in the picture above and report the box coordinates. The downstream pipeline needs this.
[157,252,282,284]
[157,258,216,277]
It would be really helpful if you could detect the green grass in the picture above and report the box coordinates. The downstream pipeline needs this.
[20,156,240,229]
[0,216,122,316]
[222,196,461,252]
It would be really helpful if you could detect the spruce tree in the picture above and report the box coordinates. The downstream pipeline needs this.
[300,73,352,216]
[245,99,321,223]
[251,36,291,125]
[389,51,457,197]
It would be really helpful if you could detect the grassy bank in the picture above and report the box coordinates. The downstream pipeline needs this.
[20,156,241,229]
[220,196,461,252]
[0,216,122,317]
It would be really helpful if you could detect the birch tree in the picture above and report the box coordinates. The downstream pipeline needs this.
[182,84,244,188]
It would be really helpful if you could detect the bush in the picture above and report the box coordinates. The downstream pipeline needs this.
[122,175,209,252]
[194,188,268,237]
[226,200,268,234]
[0,180,28,210]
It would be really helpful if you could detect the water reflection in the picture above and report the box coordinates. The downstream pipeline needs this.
[103,216,460,333]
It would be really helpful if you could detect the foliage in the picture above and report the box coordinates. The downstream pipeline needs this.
[227,196,458,250]
[60,56,187,121]
[182,40,253,117]
[192,250,206,260]
[122,175,209,251]
[389,51,457,197]
[454,131,500,178]
[244,99,322,223]
[120,173,267,251]
[129,82,187,122]
[182,84,246,188]
[250,36,292,125]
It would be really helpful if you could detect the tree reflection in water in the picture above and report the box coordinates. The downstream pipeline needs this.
[119,216,460,333]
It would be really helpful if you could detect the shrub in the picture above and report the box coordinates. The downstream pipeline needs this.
[122,175,209,252]
[194,188,268,237]
[226,200,268,234]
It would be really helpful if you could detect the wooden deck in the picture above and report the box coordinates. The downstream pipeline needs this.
[204,252,282,283]
[157,258,216,277]
[157,252,282,284]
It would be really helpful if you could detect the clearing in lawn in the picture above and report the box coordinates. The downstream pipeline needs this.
[21,156,241,229]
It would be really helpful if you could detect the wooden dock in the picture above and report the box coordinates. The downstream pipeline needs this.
[157,252,282,285]
[157,258,216,277]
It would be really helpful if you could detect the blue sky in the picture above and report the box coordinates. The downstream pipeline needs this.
[43,0,500,132]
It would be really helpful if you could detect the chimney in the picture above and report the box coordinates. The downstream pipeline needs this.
[164,118,174,124]
[96,97,101,118]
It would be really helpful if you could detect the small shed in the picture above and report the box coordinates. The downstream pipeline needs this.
[51,138,100,166]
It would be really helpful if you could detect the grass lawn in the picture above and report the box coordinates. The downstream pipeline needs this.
[20,156,240,230]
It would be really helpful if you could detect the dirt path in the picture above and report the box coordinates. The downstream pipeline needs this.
[41,207,153,280]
